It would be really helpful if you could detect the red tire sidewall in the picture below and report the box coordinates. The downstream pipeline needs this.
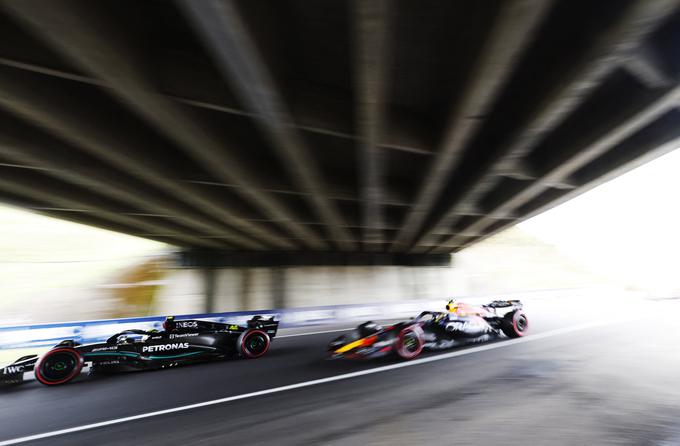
[35,348,84,386]
[512,312,528,337]
[240,329,270,359]
[395,327,423,360]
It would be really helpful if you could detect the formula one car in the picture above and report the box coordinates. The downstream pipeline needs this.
[328,300,527,360]
[0,315,278,386]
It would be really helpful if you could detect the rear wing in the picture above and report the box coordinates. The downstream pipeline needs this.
[485,300,523,316]
[487,299,522,309]
[248,316,279,339]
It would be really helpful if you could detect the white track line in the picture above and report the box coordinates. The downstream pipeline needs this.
[277,321,400,338]
[277,327,355,338]
[0,319,628,446]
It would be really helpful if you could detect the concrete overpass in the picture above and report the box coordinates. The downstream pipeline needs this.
[0,0,678,267]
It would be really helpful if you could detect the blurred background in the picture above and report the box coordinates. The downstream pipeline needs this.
[0,0,679,444]
[2,145,679,324]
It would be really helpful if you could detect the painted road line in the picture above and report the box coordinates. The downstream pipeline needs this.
[277,328,355,338]
[277,321,401,339]
[0,318,632,446]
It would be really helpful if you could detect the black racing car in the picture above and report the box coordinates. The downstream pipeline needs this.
[328,300,528,360]
[0,315,278,386]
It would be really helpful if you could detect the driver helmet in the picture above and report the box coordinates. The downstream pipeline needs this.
[163,316,176,332]
[447,299,470,315]
[117,335,132,345]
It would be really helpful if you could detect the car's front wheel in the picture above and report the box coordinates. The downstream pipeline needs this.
[35,348,83,386]
[237,329,271,358]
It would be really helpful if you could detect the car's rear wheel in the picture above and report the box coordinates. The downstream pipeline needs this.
[394,327,424,360]
[35,348,83,386]
[237,329,270,358]
[501,311,529,338]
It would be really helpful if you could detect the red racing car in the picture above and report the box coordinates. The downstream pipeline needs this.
[328,300,528,360]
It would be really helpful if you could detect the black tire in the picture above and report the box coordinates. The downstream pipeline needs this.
[237,329,271,358]
[394,326,424,360]
[35,348,83,386]
[501,311,529,338]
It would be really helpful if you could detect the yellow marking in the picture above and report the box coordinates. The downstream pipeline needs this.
[229,325,239,330]
[335,338,367,354]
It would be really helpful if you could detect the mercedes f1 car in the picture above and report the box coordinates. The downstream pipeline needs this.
[328,300,528,360]
[1,315,278,386]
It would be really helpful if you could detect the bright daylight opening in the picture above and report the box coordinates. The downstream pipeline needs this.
[520,146,680,297]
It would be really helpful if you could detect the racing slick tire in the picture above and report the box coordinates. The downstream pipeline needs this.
[501,311,529,338]
[394,326,424,360]
[35,348,84,386]
[237,329,271,359]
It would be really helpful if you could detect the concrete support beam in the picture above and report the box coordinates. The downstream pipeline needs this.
[543,180,578,190]
[390,0,552,251]
[0,70,282,250]
[179,250,452,268]
[1,0,322,249]
[622,43,675,89]
[415,0,679,251]
[0,1,675,255]
[0,56,434,157]
[0,190,184,246]
[493,158,538,181]
[454,132,680,253]
[0,56,104,87]
[352,0,393,247]
[0,115,258,249]
[454,203,485,216]
[441,84,680,250]
[179,0,354,250]
[0,166,220,248]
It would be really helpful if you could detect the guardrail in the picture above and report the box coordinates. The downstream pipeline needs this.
[0,286,628,350]
[0,299,447,350]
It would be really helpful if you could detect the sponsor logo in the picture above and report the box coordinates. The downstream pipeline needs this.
[445,321,482,331]
[176,321,198,329]
[142,343,189,353]
[92,346,117,352]
[169,333,199,339]
[3,365,24,375]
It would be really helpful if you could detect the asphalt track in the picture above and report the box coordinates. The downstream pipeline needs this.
[1,297,680,446]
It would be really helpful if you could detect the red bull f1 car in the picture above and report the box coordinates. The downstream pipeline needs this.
[0,315,278,386]
[328,300,528,360]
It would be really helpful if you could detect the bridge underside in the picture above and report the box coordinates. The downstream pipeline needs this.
[0,0,678,256]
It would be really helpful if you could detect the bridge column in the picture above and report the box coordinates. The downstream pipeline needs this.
[168,251,455,313]
[271,267,287,309]
[239,268,252,311]
[203,267,216,313]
